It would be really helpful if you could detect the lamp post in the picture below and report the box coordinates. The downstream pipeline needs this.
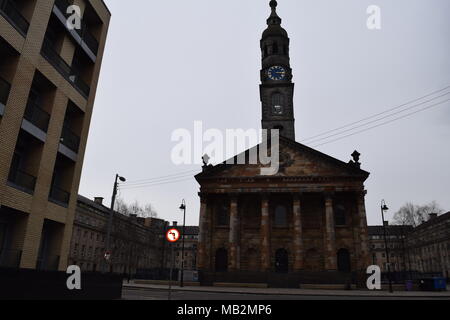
[104,173,126,273]
[381,199,393,293]
[179,199,186,287]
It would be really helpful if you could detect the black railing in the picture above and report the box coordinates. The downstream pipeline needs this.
[24,99,51,132]
[49,185,71,205]
[0,0,29,36]
[8,169,37,193]
[60,125,80,152]
[41,38,90,98]
[54,0,99,55]
[0,249,22,268]
[0,76,11,106]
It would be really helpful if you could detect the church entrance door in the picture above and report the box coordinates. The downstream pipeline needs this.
[275,249,289,273]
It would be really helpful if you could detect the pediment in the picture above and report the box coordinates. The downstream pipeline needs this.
[195,137,369,181]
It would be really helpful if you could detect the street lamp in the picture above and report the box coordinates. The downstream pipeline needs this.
[104,174,126,273]
[381,199,393,293]
[179,199,186,287]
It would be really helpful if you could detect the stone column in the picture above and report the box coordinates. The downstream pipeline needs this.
[293,194,304,271]
[324,194,337,270]
[229,195,239,271]
[260,195,271,271]
[197,194,208,271]
[357,191,370,270]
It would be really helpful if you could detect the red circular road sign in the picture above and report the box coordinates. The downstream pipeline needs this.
[166,228,180,243]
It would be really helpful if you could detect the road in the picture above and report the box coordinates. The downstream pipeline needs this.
[122,287,450,300]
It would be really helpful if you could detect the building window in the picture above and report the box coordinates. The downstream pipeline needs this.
[274,205,288,227]
[334,204,346,226]
[271,93,284,115]
[216,201,229,226]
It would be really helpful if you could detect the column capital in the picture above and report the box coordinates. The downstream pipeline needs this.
[324,191,335,202]
[228,193,239,202]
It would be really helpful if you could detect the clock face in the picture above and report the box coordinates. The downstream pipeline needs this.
[268,66,286,81]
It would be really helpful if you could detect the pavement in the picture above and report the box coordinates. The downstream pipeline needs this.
[123,281,450,299]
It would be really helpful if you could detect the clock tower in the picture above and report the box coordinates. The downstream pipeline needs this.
[260,0,295,140]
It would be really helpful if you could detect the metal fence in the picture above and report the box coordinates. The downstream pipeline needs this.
[8,169,37,193]
[49,185,71,205]
[41,38,90,98]
[54,0,99,55]
[60,125,80,152]
[24,99,51,132]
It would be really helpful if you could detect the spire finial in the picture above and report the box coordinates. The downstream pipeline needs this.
[270,0,278,10]
[267,0,281,25]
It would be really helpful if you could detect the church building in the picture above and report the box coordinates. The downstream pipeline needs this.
[195,1,371,288]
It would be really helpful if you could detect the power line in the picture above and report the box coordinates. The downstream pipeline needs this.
[121,86,450,189]
[304,91,450,145]
[119,176,194,190]
[311,97,450,148]
[123,169,198,186]
[301,85,450,143]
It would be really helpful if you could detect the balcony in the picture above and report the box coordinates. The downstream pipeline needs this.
[0,0,29,36]
[0,249,22,268]
[41,38,90,98]
[0,76,10,115]
[60,125,80,153]
[24,99,51,133]
[54,0,99,56]
[49,185,70,206]
[8,169,37,194]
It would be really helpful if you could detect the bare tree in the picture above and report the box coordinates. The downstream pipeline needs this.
[115,198,158,218]
[393,201,444,227]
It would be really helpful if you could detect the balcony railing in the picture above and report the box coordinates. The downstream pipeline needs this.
[0,75,11,106]
[0,249,22,268]
[8,168,37,193]
[60,125,80,152]
[41,38,90,98]
[49,185,71,205]
[24,99,51,132]
[54,0,99,55]
[0,0,29,36]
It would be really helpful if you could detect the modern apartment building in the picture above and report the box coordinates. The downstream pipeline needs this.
[0,0,110,271]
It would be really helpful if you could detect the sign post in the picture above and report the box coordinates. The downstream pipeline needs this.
[166,228,180,300]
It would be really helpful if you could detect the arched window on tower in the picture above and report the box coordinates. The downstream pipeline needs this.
[272,93,284,115]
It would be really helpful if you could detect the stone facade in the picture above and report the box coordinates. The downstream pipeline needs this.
[368,224,413,273]
[194,2,371,287]
[406,212,450,278]
[68,195,167,274]
[163,224,199,272]
[195,138,371,286]
[368,213,450,279]
[0,0,110,271]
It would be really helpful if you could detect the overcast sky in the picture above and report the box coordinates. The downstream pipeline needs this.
[79,0,450,226]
